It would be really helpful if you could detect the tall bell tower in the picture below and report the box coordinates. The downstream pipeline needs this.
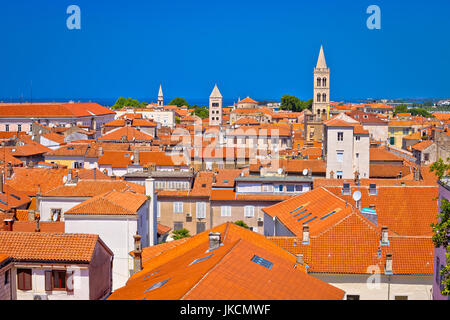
[312,45,330,120]
[209,84,223,126]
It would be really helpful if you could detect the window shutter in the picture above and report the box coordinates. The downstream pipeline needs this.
[45,271,52,291]
[24,270,32,290]
[17,270,24,290]
[66,271,74,293]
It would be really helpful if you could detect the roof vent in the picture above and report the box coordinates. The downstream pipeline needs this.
[302,225,310,245]
[296,254,304,265]
[381,226,389,246]
[208,232,221,251]
[385,253,393,275]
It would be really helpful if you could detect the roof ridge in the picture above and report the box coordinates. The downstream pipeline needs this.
[180,238,242,300]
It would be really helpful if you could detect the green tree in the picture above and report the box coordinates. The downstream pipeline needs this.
[430,157,450,295]
[430,157,450,179]
[169,97,189,108]
[175,116,181,124]
[234,220,250,229]
[280,95,312,112]
[111,97,147,110]
[193,106,209,119]
[172,228,190,240]
[410,108,433,118]
[393,104,408,116]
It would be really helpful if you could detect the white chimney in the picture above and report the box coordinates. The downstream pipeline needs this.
[302,225,310,244]
[145,178,157,246]
[381,226,389,245]
[208,232,221,251]
[296,254,304,265]
[385,253,393,274]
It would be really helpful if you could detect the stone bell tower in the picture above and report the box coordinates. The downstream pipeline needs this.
[312,45,330,120]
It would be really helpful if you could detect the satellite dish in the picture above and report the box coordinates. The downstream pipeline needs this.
[130,155,134,161]
[302,168,308,176]
[352,191,362,201]
[277,168,283,175]
[39,130,42,134]
[62,176,68,184]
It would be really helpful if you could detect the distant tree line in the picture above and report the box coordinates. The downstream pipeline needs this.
[393,104,433,118]
[111,97,148,110]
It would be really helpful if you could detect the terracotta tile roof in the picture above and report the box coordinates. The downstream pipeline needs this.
[239,97,258,104]
[403,132,422,140]
[0,184,32,211]
[15,209,29,221]
[98,151,133,167]
[43,180,144,197]
[157,223,171,235]
[431,112,450,121]
[99,127,153,142]
[41,132,65,144]
[411,140,433,151]
[213,169,243,187]
[0,147,24,166]
[369,147,404,162]
[388,120,417,127]
[190,172,214,197]
[65,190,147,216]
[0,102,114,118]
[12,221,65,233]
[0,253,11,265]
[109,223,344,300]
[250,159,326,174]
[370,164,412,178]
[10,141,51,157]
[234,117,260,125]
[235,194,294,201]
[45,143,89,157]
[0,231,101,263]
[227,124,291,137]
[323,185,438,236]
[210,189,236,200]
[77,168,111,180]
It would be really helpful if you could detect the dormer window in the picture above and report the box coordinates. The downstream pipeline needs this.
[369,183,377,195]
[342,183,351,195]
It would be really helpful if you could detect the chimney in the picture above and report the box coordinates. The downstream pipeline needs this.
[414,166,421,181]
[133,234,142,274]
[35,212,40,232]
[381,226,389,245]
[302,225,310,244]
[296,254,304,265]
[208,232,221,251]
[0,173,3,194]
[68,169,73,182]
[134,150,140,165]
[6,162,12,179]
[145,178,156,246]
[94,169,97,180]
[98,146,103,157]
[385,253,393,274]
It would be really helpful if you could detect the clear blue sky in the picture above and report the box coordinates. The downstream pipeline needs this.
[0,0,449,104]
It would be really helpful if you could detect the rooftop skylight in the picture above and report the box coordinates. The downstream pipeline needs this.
[189,254,213,266]
[144,278,170,293]
[251,255,273,270]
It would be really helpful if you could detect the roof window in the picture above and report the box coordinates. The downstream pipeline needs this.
[145,278,170,292]
[251,255,273,270]
[189,254,213,266]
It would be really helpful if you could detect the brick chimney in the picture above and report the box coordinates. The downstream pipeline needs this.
[0,173,3,194]
[6,162,13,179]
[208,232,221,251]
[296,254,304,265]
[35,212,40,232]
[145,178,156,246]
[3,219,14,231]
[381,226,389,245]
[133,234,142,274]
[385,253,393,274]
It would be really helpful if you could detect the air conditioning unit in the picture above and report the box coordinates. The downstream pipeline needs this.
[33,294,48,300]
[186,213,192,218]
[257,217,263,222]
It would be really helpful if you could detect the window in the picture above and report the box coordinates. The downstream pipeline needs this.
[317,78,321,87]
[322,93,326,102]
[424,153,429,161]
[251,255,273,269]
[5,124,9,132]
[336,171,343,179]
[395,296,408,300]
[347,295,360,300]
[262,183,273,193]
[286,185,295,192]
[46,270,67,290]
[337,151,344,163]
[73,162,83,169]
[322,78,327,87]
[402,128,409,135]
[173,202,183,213]
[317,93,321,102]
[244,206,255,218]
[390,136,395,145]
[173,222,183,230]
[295,185,303,192]
[4,270,10,285]
[50,208,62,221]
[356,153,359,159]
[355,136,361,141]
[196,202,206,219]
[221,206,231,217]
[196,222,206,233]
[17,269,32,290]
[17,124,22,132]
[337,132,344,141]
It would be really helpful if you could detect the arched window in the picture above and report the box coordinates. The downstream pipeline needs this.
[317,93,321,102]
[322,93,327,102]
[317,78,321,87]
[322,109,326,115]
[322,77,327,87]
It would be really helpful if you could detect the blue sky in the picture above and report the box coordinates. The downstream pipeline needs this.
[0,0,449,104]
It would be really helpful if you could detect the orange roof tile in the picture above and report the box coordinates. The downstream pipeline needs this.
[43,180,144,197]
[109,223,344,300]
[0,231,102,263]
[411,140,434,151]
